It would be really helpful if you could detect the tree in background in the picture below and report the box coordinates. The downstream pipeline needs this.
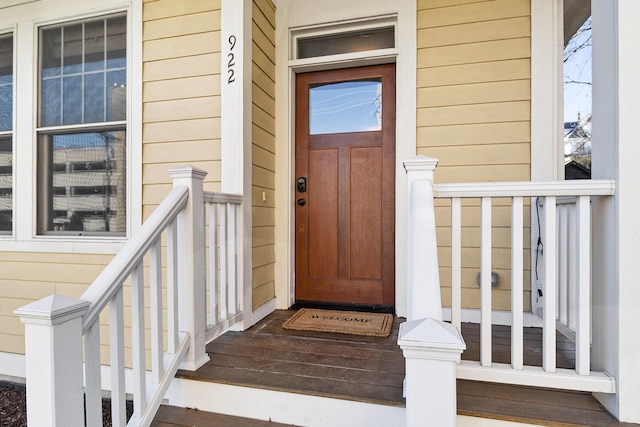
[564,17,592,171]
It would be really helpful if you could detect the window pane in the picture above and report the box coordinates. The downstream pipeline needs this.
[0,137,11,233]
[62,75,82,124]
[63,24,83,75]
[38,14,127,235]
[298,27,394,59]
[39,130,126,234]
[84,73,105,122]
[41,78,61,127]
[40,14,126,126]
[0,34,12,132]
[309,79,382,135]
[106,16,126,69]
[41,28,61,78]
[107,71,126,121]
[84,20,105,72]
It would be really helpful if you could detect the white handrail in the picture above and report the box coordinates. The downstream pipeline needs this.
[435,179,615,198]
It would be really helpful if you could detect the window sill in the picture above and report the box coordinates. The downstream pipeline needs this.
[0,235,126,254]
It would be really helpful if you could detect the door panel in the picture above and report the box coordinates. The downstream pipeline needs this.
[295,64,395,308]
[308,149,338,278]
[350,146,382,280]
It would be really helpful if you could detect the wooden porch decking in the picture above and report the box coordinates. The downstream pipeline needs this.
[167,310,631,427]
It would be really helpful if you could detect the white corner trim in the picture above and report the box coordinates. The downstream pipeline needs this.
[0,352,25,380]
[252,298,277,325]
[530,0,563,182]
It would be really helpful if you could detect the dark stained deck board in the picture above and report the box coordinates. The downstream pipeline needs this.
[173,310,630,427]
[177,310,406,406]
[460,322,577,369]
[151,405,296,426]
[457,381,634,427]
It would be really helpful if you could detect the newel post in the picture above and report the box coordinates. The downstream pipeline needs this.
[14,295,90,427]
[404,156,442,321]
[398,318,465,427]
[169,165,210,371]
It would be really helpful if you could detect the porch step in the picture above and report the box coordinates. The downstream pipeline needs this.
[151,404,296,426]
[162,309,406,426]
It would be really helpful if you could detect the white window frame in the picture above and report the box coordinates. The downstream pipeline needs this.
[0,0,141,254]
[0,29,15,236]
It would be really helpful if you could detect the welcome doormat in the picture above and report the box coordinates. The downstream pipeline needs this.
[282,308,393,337]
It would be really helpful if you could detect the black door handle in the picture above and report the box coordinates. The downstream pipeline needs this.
[297,198,306,206]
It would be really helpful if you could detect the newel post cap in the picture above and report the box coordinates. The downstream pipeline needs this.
[168,165,208,181]
[403,156,439,173]
[398,317,466,353]
[15,295,90,326]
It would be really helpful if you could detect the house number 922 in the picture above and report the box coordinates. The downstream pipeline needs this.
[227,35,237,84]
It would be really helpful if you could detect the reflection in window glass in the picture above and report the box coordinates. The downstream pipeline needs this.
[309,79,382,135]
[0,34,13,233]
[0,34,12,132]
[40,14,126,127]
[38,14,127,235]
[38,131,126,234]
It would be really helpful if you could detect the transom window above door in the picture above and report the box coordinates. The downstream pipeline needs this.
[291,18,396,61]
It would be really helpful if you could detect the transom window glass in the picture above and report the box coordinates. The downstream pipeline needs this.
[38,14,126,235]
[309,79,382,135]
[0,33,13,234]
[297,27,394,59]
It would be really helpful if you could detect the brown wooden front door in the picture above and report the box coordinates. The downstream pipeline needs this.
[294,64,395,309]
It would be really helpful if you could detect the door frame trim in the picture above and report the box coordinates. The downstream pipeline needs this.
[274,0,417,317]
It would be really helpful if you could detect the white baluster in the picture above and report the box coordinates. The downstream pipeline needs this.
[167,219,179,354]
[511,196,524,370]
[575,195,591,375]
[131,261,147,416]
[480,197,492,367]
[209,201,220,325]
[228,203,238,315]
[150,238,164,383]
[451,197,462,329]
[543,196,557,373]
[110,287,126,427]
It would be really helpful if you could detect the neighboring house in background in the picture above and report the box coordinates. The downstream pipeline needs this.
[565,159,591,180]
[1,0,639,425]
[565,113,592,170]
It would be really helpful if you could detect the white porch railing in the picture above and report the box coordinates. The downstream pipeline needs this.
[15,166,245,427]
[555,196,581,341]
[403,156,616,396]
[204,191,244,342]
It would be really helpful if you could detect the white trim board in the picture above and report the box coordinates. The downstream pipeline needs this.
[0,352,25,380]
[251,297,277,325]
[165,377,405,427]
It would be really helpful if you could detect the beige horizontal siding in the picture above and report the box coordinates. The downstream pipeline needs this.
[0,253,112,354]
[142,0,221,221]
[252,0,276,310]
[417,0,532,311]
